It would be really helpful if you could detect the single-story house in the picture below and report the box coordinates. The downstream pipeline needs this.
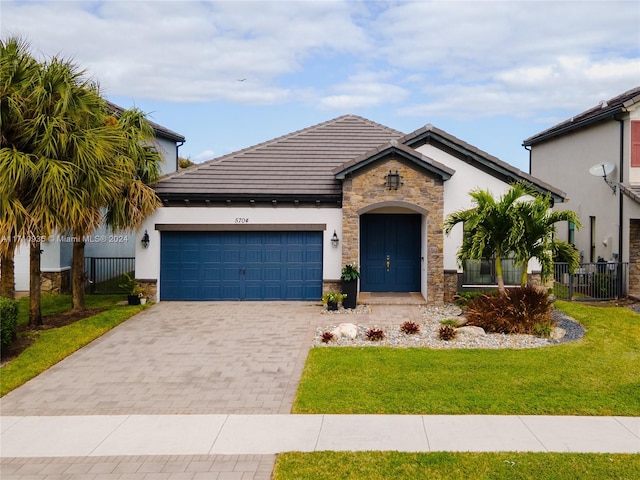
[137,115,566,305]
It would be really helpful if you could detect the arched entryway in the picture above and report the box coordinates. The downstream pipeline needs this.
[360,212,422,292]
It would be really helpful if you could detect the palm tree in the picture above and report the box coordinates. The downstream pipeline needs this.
[444,183,532,295]
[511,193,581,286]
[0,37,124,323]
[69,107,162,311]
[0,37,37,299]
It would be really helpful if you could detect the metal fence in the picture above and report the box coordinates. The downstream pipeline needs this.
[553,262,628,301]
[462,258,523,286]
[84,257,135,294]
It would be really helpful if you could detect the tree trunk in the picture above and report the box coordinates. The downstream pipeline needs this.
[1,240,16,299]
[29,241,42,326]
[71,237,86,311]
[520,265,529,287]
[495,254,506,295]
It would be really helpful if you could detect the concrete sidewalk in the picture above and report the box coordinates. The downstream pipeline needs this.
[2,414,639,458]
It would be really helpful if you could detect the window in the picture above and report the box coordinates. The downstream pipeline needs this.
[590,216,596,263]
[632,121,640,167]
[463,257,523,286]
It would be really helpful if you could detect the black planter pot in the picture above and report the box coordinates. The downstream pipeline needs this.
[127,295,141,305]
[341,280,358,309]
[326,301,338,311]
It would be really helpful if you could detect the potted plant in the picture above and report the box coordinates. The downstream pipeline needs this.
[322,291,347,311]
[119,273,145,305]
[340,262,360,309]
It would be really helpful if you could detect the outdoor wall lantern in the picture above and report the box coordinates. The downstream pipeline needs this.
[141,230,150,249]
[386,170,402,190]
[331,230,340,248]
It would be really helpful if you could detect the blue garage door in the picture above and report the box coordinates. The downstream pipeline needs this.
[160,231,323,300]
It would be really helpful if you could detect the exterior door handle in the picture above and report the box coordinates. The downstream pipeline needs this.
[386,255,390,272]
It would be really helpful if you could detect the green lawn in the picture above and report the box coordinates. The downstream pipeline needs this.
[1,294,146,396]
[293,301,640,415]
[273,452,640,480]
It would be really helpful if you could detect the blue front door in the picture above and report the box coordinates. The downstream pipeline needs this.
[160,231,323,300]
[360,214,421,292]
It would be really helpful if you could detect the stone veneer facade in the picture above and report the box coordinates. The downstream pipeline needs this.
[340,156,446,305]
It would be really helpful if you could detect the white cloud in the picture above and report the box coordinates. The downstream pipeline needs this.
[2,0,638,122]
[195,149,215,162]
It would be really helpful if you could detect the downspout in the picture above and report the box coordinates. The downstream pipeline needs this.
[614,117,624,263]
[176,140,185,171]
[523,144,532,174]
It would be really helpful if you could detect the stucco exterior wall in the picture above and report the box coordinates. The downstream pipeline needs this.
[415,144,531,272]
[529,121,622,262]
[136,205,343,300]
[155,136,179,175]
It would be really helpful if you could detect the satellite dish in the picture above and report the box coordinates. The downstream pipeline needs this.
[589,162,617,194]
[589,162,615,178]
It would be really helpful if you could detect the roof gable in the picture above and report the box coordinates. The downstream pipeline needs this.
[333,139,455,181]
[523,86,640,146]
[401,124,567,202]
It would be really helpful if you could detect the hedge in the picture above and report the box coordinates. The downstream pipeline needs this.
[0,297,18,350]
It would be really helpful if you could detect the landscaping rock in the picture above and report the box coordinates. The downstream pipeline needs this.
[456,326,486,337]
[331,323,358,339]
[550,327,566,340]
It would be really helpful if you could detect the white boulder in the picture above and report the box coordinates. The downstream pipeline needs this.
[331,323,358,339]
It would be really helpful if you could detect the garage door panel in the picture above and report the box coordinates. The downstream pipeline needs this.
[161,231,322,300]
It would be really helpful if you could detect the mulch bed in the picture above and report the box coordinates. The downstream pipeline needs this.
[1,308,103,365]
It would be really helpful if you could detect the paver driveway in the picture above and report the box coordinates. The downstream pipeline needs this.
[1,301,326,416]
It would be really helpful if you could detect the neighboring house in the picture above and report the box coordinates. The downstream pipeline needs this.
[10,105,185,294]
[137,115,566,305]
[523,86,640,297]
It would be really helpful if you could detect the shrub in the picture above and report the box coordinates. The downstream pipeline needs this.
[0,297,19,350]
[534,322,554,338]
[438,325,457,341]
[440,318,459,327]
[400,321,420,334]
[366,327,385,341]
[321,331,334,343]
[465,285,554,334]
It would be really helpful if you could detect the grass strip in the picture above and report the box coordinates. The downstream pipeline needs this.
[1,301,145,396]
[273,452,640,480]
[293,301,640,415]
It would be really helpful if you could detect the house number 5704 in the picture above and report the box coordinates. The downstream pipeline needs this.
[235,218,249,224]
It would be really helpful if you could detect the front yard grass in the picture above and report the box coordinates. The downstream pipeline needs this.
[293,301,640,415]
[1,294,146,396]
[273,452,640,480]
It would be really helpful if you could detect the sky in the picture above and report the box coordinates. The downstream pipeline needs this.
[2,0,639,173]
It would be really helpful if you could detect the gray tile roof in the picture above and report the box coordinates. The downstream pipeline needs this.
[153,114,567,204]
[523,86,640,146]
[154,115,403,201]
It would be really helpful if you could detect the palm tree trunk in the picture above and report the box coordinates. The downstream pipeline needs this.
[71,237,85,311]
[1,240,17,299]
[29,240,42,326]
[520,265,529,287]
[495,254,506,295]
